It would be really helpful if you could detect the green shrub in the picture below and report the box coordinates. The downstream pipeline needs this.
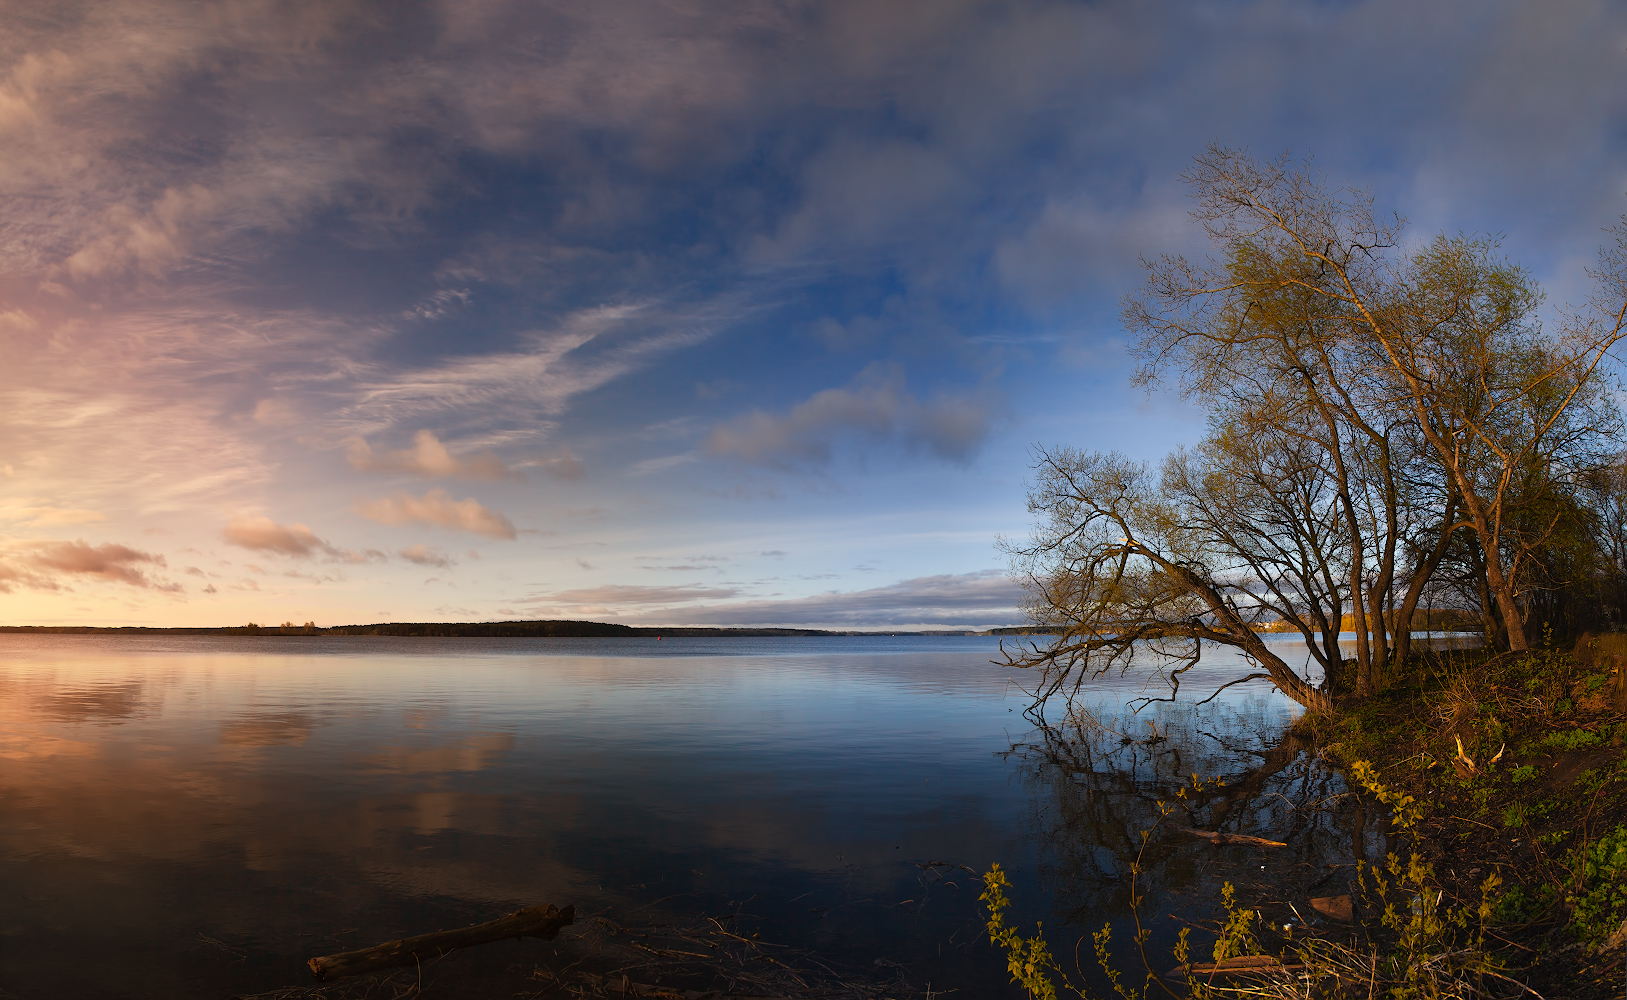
[1542,729,1601,751]
[1569,825,1627,948]
[981,864,1061,1000]
[1212,882,1262,963]
[1494,883,1554,923]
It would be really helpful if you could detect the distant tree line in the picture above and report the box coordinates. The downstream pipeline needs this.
[1006,147,1627,712]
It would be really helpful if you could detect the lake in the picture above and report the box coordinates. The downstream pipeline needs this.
[0,633,1336,998]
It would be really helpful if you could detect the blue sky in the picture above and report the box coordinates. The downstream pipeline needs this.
[0,0,1623,627]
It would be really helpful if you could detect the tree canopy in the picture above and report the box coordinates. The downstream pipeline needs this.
[1006,147,1627,712]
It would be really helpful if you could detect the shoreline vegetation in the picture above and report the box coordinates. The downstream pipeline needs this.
[987,639,1625,1000]
[1291,637,1627,998]
[0,620,1063,637]
[976,637,1627,995]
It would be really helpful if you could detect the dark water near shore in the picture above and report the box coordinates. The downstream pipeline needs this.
[0,634,1381,998]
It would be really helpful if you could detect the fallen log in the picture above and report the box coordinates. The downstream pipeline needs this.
[1173,826,1287,848]
[1310,894,1354,921]
[308,903,574,981]
[1169,955,1305,977]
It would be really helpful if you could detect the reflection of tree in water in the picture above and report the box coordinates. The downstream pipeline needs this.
[1007,696,1370,938]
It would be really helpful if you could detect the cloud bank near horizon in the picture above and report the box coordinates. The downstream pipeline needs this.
[514,570,1025,628]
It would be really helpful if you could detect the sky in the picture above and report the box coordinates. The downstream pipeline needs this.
[0,0,1623,629]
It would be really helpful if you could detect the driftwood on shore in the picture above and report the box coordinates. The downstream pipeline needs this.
[1169,955,1305,977]
[1172,826,1287,848]
[307,903,574,981]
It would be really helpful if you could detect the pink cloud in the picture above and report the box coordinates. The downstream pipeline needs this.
[354,489,516,540]
[223,515,383,563]
[224,516,327,557]
[399,544,453,568]
[0,539,178,592]
[346,430,520,481]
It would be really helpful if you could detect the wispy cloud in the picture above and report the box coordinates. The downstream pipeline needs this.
[0,539,179,593]
[354,490,517,540]
[707,365,995,466]
[224,516,328,557]
[0,504,107,527]
[344,303,710,433]
[224,515,384,563]
[399,544,453,568]
[530,447,585,480]
[347,430,520,481]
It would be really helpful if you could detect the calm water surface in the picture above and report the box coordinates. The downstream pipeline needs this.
[0,634,1314,998]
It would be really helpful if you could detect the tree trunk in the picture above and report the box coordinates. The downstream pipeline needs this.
[1411,412,1529,651]
[1155,557,1335,712]
[1392,498,1459,671]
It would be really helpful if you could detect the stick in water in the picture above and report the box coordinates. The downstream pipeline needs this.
[1173,826,1288,848]
[308,903,575,981]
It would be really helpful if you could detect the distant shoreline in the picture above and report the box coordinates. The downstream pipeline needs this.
[0,620,1059,638]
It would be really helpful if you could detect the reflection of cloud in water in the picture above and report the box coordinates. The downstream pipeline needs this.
[402,706,448,730]
[0,733,97,760]
[0,738,585,905]
[37,681,145,723]
[220,712,311,746]
[361,733,515,774]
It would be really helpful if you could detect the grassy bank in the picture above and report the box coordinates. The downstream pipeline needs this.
[980,637,1626,998]
[1295,635,1627,997]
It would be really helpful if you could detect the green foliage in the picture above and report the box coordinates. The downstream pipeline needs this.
[1090,923,1142,1000]
[981,864,1063,1000]
[1350,759,1428,829]
[1494,883,1555,923]
[1308,641,1623,993]
[979,757,1529,999]
[980,864,1163,1000]
[1541,728,1601,751]
[1353,760,1505,999]
[1211,882,1262,963]
[1568,824,1627,948]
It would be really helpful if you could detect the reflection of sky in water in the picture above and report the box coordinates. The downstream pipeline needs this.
[0,634,1313,998]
